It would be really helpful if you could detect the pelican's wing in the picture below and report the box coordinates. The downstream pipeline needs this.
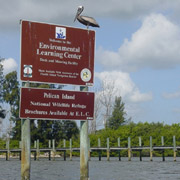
[81,16,100,27]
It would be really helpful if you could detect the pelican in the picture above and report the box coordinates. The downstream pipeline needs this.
[74,6,100,29]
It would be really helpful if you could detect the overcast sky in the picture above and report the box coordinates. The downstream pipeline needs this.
[1,0,180,126]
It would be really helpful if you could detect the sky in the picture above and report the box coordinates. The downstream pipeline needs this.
[1,0,180,127]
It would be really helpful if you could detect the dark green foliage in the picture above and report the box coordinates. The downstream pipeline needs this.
[3,71,19,107]
[0,59,6,118]
[0,59,4,103]
[62,120,79,140]
[3,71,20,138]
[1,122,180,158]
[107,96,127,129]
[1,71,79,143]
[36,120,79,146]
[89,122,180,157]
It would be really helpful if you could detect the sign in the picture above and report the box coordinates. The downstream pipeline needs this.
[20,87,94,120]
[20,20,95,86]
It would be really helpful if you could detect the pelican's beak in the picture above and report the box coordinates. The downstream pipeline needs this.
[74,11,78,22]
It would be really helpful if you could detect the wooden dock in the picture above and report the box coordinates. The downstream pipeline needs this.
[0,136,179,161]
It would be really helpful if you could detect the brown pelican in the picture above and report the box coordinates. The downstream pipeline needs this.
[74,6,100,29]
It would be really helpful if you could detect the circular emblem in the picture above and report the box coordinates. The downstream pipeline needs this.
[81,68,91,82]
[23,65,32,78]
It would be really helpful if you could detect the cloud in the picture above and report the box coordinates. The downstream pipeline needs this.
[1,58,18,75]
[0,0,177,31]
[173,108,180,114]
[163,89,180,99]
[95,71,152,103]
[97,13,180,71]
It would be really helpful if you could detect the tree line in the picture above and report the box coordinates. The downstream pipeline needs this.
[0,57,130,144]
[0,59,79,144]
[1,59,179,157]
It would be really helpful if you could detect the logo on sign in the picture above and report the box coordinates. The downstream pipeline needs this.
[81,68,91,82]
[55,27,66,39]
[23,65,33,78]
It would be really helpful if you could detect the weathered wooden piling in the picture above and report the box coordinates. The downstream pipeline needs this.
[19,141,22,161]
[80,120,89,180]
[150,136,153,161]
[128,137,131,161]
[52,139,56,161]
[107,138,110,161]
[118,137,121,161]
[21,118,31,180]
[48,140,51,149]
[173,136,176,161]
[80,86,89,180]
[36,139,40,161]
[33,140,36,160]
[6,139,10,161]
[161,136,165,161]
[70,139,72,161]
[19,141,22,160]
[88,138,91,161]
[63,139,66,161]
[98,138,101,161]
[139,137,142,161]
[48,140,51,161]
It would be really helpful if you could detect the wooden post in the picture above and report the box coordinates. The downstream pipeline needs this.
[33,140,36,160]
[88,138,91,161]
[161,136,165,161]
[21,82,31,180]
[19,141,22,148]
[36,139,40,161]
[6,139,10,161]
[70,139,72,161]
[150,136,153,161]
[19,141,22,161]
[118,137,121,161]
[98,138,101,161]
[48,150,51,161]
[80,120,89,180]
[173,136,176,162]
[52,139,56,161]
[80,86,89,180]
[48,140,51,161]
[21,118,31,180]
[49,140,51,148]
[63,139,66,161]
[107,138,110,161]
[128,137,131,161]
[139,137,142,161]
[34,140,37,148]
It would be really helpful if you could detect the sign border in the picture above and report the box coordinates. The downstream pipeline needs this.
[19,87,95,121]
[20,19,95,86]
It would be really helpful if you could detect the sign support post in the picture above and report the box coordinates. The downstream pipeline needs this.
[80,86,89,180]
[21,83,31,180]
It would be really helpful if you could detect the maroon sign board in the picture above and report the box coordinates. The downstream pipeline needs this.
[20,87,94,120]
[20,20,95,86]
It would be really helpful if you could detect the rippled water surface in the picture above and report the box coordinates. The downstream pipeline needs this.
[0,157,180,180]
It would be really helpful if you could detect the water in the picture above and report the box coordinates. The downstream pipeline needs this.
[0,157,180,180]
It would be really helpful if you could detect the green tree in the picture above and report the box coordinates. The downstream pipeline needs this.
[0,58,6,118]
[62,120,79,140]
[0,58,4,103]
[107,96,127,129]
[3,71,21,138]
